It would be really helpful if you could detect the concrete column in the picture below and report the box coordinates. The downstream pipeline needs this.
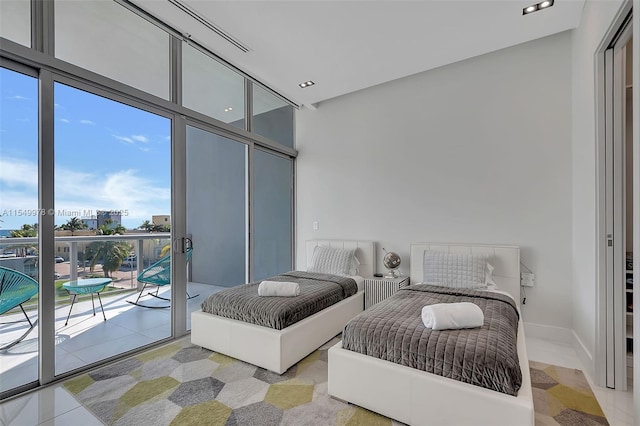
[69,241,78,281]
[136,239,144,290]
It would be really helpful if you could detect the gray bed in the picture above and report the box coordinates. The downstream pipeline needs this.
[341,284,522,395]
[201,271,359,330]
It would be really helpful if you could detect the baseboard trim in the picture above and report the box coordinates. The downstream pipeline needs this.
[524,322,573,343]
[571,330,594,380]
[523,322,595,379]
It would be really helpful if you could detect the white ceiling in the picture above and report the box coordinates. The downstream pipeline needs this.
[133,0,585,108]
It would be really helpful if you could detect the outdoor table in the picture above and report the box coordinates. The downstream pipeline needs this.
[62,278,112,326]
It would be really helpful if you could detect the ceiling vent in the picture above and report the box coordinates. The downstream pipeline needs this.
[168,0,250,53]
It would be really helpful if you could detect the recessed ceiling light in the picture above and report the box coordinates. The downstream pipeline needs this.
[299,81,315,88]
[523,0,553,15]
[224,107,233,112]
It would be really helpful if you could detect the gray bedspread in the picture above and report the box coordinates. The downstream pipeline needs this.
[342,285,522,396]
[201,271,358,330]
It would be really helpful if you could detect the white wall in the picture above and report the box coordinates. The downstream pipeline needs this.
[296,32,573,330]
[570,0,626,378]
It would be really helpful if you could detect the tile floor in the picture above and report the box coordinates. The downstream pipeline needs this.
[0,282,225,393]
[526,336,635,426]
[0,328,636,425]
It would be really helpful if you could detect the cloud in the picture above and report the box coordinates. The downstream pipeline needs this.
[79,120,95,125]
[0,157,38,189]
[113,135,134,144]
[8,95,30,101]
[139,147,151,152]
[0,190,39,228]
[113,134,152,145]
[59,118,70,123]
[55,169,170,227]
[0,157,170,229]
[131,135,148,143]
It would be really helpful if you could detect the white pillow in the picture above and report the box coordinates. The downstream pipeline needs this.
[308,245,359,276]
[486,262,496,287]
[423,251,489,289]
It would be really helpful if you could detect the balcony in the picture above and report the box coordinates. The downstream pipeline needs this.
[0,234,224,395]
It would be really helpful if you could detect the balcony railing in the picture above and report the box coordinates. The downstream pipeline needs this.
[0,233,171,289]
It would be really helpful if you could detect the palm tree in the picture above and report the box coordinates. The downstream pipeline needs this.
[10,223,37,238]
[60,217,87,235]
[96,219,126,236]
[152,224,168,232]
[7,224,38,257]
[86,219,129,277]
[159,244,171,258]
[139,220,154,232]
[86,240,131,278]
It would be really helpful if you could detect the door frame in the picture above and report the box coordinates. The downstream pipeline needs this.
[595,2,633,389]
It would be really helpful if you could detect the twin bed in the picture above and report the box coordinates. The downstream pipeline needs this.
[191,241,534,426]
[329,243,534,426]
[191,239,375,374]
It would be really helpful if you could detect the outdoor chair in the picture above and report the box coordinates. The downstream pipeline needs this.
[0,266,39,350]
[127,248,197,308]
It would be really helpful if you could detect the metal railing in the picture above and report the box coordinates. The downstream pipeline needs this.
[0,233,171,288]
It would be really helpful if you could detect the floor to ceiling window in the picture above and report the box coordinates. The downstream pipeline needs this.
[0,0,296,398]
[53,81,172,375]
[0,66,39,393]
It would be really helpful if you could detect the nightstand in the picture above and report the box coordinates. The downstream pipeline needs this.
[364,275,410,309]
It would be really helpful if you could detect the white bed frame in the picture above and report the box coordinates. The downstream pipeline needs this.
[191,239,375,374]
[328,243,534,426]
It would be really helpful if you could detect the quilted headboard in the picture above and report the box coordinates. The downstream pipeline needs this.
[410,243,521,306]
[305,240,376,278]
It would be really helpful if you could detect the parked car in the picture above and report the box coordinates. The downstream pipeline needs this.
[54,256,65,263]
[122,255,137,267]
[54,272,61,279]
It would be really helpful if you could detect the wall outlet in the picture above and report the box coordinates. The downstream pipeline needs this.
[521,272,535,287]
[312,221,319,231]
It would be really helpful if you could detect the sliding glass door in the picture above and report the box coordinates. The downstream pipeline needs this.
[53,81,172,375]
[185,125,247,327]
[253,149,293,280]
[0,66,39,393]
[1,0,296,398]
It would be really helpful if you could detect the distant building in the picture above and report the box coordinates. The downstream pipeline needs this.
[97,210,122,228]
[0,256,38,278]
[82,218,98,229]
[152,215,170,227]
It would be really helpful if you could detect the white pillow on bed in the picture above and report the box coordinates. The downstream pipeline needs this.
[423,251,492,289]
[308,245,360,276]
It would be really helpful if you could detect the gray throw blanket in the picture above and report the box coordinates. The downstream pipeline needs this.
[342,285,522,396]
[201,271,358,330]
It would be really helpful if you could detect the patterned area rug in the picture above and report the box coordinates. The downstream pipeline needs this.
[530,360,608,426]
[64,337,608,426]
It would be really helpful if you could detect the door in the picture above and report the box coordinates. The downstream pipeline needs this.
[0,64,40,394]
[52,79,174,376]
[603,20,633,390]
[184,124,248,329]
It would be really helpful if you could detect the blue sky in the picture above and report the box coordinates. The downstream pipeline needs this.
[0,67,171,230]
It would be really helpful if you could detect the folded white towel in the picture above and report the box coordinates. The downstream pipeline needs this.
[421,302,484,330]
[258,281,300,297]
